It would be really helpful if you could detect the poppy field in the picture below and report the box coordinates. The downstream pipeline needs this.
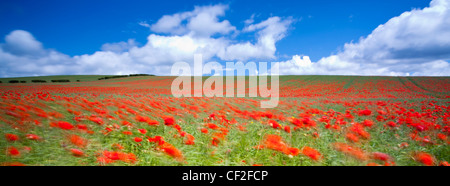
[0,75,449,166]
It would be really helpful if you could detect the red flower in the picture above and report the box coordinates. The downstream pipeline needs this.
[71,149,84,157]
[184,134,195,145]
[362,119,374,127]
[8,146,20,156]
[138,129,147,134]
[25,134,41,140]
[387,121,396,127]
[333,143,369,161]
[268,120,281,129]
[69,134,87,148]
[122,131,132,135]
[437,133,447,141]
[371,152,392,162]
[414,152,435,166]
[160,143,183,161]
[163,116,175,126]
[346,133,359,143]
[358,109,372,116]
[284,126,291,133]
[260,134,298,156]
[200,128,208,134]
[439,161,449,166]
[77,124,88,130]
[58,121,74,130]
[5,134,19,142]
[134,137,143,142]
[206,123,219,130]
[301,146,321,160]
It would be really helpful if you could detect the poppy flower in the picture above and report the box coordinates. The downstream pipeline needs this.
[439,161,449,166]
[25,134,41,140]
[57,121,74,130]
[138,129,147,134]
[301,146,321,160]
[362,119,374,127]
[200,128,208,134]
[414,152,435,166]
[268,120,282,129]
[206,123,219,130]
[184,134,195,145]
[333,143,369,161]
[437,133,447,141]
[387,121,396,127]
[346,133,359,142]
[122,131,132,135]
[163,116,175,126]
[69,134,87,148]
[134,137,143,143]
[371,152,392,162]
[284,126,291,133]
[8,146,20,156]
[71,149,84,157]
[358,109,372,116]
[5,134,19,142]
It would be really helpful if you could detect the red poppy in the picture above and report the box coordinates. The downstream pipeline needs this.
[122,131,132,135]
[163,116,175,126]
[5,134,19,142]
[69,134,87,148]
[301,146,321,160]
[58,121,74,130]
[184,134,195,145]
[284,126,291,133]
[206,123,219,130]
[25,134,41,140]
[138,129,147,134]
[134,137,143,142]
[8,146,20,156]
[268,120,282,129]
[371,152,392,162]
[358,109,372,116]
[200,128,208,134]
[414,152,434,166]
[71,148,84,157]
[346,133,359,143]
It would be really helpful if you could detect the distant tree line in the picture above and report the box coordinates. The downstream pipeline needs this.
[2,73,154,83]
[98,74,154,80]
[5,79,72,83]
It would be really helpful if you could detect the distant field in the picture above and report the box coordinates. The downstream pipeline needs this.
[0,75,449,166]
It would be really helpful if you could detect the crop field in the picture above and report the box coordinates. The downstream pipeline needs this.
[0,75,449,166]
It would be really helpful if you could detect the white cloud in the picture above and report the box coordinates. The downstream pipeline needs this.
[219,16,293,61]
[138,21,151,28]
[150,4,236,37]
[0,4,294,77]
[2,30,45,57]
[276,0,450,76]
[101,39,138,53]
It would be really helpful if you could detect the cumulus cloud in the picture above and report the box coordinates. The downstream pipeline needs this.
[276,0,450,76]
[150,4,236,37]
[219,16,293,61]
[0,4,294,77]
[101,39,138,53]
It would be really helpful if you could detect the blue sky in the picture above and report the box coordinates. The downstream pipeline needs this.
[0,0,449,77]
